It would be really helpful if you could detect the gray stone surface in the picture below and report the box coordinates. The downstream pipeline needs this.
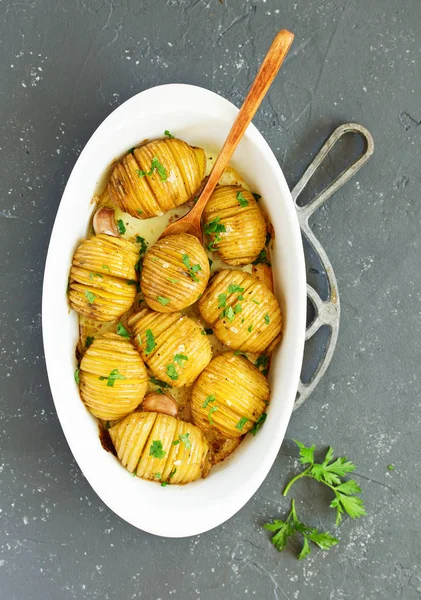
[1,1,420,598]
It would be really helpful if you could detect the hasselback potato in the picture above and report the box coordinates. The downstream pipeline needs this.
[198,269,282,353]
[203,185,266,266]
[108,138,206,218]
[109,411,211,484]
[78,333,148,419]
[191,352,269,438]
[68,234,139,322]
[141,234,210,312]
[129,308,212,387]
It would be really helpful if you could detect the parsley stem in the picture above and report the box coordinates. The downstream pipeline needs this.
[282,466,312,496]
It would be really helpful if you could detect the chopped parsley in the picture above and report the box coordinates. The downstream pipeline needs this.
[204,217,226,235]
[248,324,253,333]
[218,293,227,308]
[74,368,80,384]
[236,417,249,431]
[250,413,267,436]
[89,272,103,281]
[149,440,166,460]
[237,191,249,207]
[99,368,126,387]
[252,298,260,304]
[117,219,126,235]
[202,395,216,409]
[137,156,167,181]
[164,129,175,138]
[105,421,111,430]
[174,353,188,366]
[201,328,213,336]
[136,209,143,215]
[157,296,171,306]
[182,253,202,282]
[136,333,142,346]
[228,284,244,293]
[221,306,235,322]
[85,290,96,304]
[127,147,136,154]
[135,235,148,255]
[178,433,191,449]
[85,336,94,349]
[117,322,130,338]
[208,258,213,269]
[167,277,179,284]
[388,464,395,471]
[166,364,179,381]
[252,249,271,266]
[264,314,270,325]
[234,303,242,314]
[102,264,110,271]
[208,406,218,425]
[149,376,171,388]
[252,192,261,201]
[255,353,269,373]
[169,467,177,479]
[145,329,156,355]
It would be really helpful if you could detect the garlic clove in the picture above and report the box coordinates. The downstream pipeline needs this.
[93,207,119,237]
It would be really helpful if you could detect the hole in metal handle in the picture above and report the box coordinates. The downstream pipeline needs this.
[291,122,374,221]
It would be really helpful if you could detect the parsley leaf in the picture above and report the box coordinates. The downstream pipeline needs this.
[167,277,179,284]
[135,235,148,255]
[174,353,188,366]
[117,322,130,338]
[157,296,171,306]
[166,364,179,381]
[252,249,271,266]
[178,432,191,449]
[164,130,175,138]
[74,368,80,384]
[218,293,227,308]
[283,441,366,525]
[149,440,166,460]
[102,264,110,271]
[208,405,218,424]
[204,217,226,235]
[149,377,171,388]
[255,354,269,373]
[234,303,242,314]
[137,156,167,181]
[237,191,249,207]
[235,417,249,431]
[117,219,126,235]
[250,413,267,436]
[247,324,253,333]
[137,209,143,215]
[228,284,245,293]
[251,298,260,304]
[202,395,216,408]
[201,328,213,336]
[85,290,96,304]
[182,254,202,282]
[99,368,126,387]
[252,192,261,201]
[221,306,235,322]
[264,499,338,560]
[145,329,156,355]
[85,336,94,349]
[264,314,270,325]
[89,272,103,281]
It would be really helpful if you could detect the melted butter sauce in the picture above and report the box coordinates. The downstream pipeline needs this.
[79,149,274,457]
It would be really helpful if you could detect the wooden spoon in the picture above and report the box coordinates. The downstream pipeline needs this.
[159,29,294,242]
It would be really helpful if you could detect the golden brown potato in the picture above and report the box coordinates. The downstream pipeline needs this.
[203,185,266,266]
[198,269,282,353]
[191,352,269,438]
[109,412,212,484]
[128,308,212,387]
[108,138,206,218]
[141,234,210,312]
[68,234,139,322]
[78,333,148,420]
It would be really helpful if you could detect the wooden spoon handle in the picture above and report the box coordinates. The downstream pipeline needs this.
[193,29,294,216]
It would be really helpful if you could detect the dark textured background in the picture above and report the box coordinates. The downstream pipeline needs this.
[1,1,421,599]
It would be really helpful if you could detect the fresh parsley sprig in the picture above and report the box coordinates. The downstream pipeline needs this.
[264,499,339,560]
[283,441,367,525]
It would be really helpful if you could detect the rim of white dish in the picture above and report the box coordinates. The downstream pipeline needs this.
[42,83,307,538]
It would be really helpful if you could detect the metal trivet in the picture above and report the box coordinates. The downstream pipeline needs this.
[291,123,374,410]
